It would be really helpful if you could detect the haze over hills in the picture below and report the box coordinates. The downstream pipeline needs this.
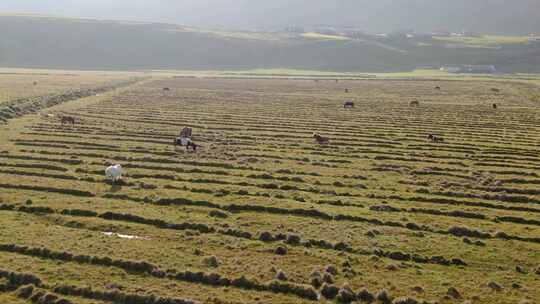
[1,0,540,34]
[0,14,539,73]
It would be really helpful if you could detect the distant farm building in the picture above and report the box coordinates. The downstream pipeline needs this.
[432,30,451,37]
[440,65,497,74]
[528,34,540,43]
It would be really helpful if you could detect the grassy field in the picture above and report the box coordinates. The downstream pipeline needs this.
[432,35,531,47]
[0,68,140,104]
[0,75,539,304]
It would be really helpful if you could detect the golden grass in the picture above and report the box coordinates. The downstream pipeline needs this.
[0,75,540,304]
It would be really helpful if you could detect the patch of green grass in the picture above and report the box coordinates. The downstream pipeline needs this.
[301,32,350,41]
[433,35,530,46]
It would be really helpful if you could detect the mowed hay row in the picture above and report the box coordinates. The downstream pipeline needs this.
[1,77,540,304]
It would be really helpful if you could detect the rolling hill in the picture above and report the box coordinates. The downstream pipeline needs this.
[0,14,539,73]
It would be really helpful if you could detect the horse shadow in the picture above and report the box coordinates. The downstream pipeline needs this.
[105,180,126,192]
[108,184,122,193]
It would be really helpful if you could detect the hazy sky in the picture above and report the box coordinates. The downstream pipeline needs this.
[1,0,539,34]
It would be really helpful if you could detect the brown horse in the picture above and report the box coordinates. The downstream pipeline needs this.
[427,134,444,142]
[435,86,441,90]
[344,101,355,108]
[61,116,75,126]
[314,134,329,145]
[410,100,420,107]
[492,103,498,109]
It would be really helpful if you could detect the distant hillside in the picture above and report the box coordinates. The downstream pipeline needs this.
[0,15,539,73]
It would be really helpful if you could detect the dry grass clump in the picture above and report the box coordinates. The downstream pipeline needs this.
[392,296,419,304]
[494,231,511,239]
[15,285,36,298]
[446,287,461,299]
[259,231,274,242]
[274,245,288,255]
[53,284,200,304]
[411,286,424,293]
[209,210,229,218]
[218,228,252,239]
[0,269,42,286]
[337,283,356,303]
[322,272,334,284]
[487,281,502,291]
[267,280,318,300]
[309,269,322,289]
[324,265,338,275]
[14,284,76,304]
[285,233,301,245]
[275,270,287,281]
[357,287,375,303]
[310,275,322,289]
[448,226,490,238]
[375,289,393,304]
[321,283,339,299]
[203,256,220,268]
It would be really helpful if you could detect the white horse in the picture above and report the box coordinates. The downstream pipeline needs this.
[105,164,123,182]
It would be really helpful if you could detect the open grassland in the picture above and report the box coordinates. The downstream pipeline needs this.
[0,69,140,104]
[0,69,146,124]
[0,77,539,304]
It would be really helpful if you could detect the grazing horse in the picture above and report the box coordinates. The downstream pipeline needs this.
[435,86,441,90]
[344,101,355,108]
[163,87,171,91]
[313,134,329,145]
[174,137,198,151]
[492,103,498,109]
[179,127,192,138]
[491,88,500,93]
[61,116,75,126]
[105,164,123,182]
[427,134,444,142]
[410,100,420,107]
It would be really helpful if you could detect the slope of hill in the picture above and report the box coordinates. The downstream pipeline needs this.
[0,15,539,72]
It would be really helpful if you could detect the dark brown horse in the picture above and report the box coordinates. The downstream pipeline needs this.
[492,103,498,109]
[344,101,355,108]
[427,134,444,142]
[314,134,329,145]
[410,100,420,107]
[61,116,75,126]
